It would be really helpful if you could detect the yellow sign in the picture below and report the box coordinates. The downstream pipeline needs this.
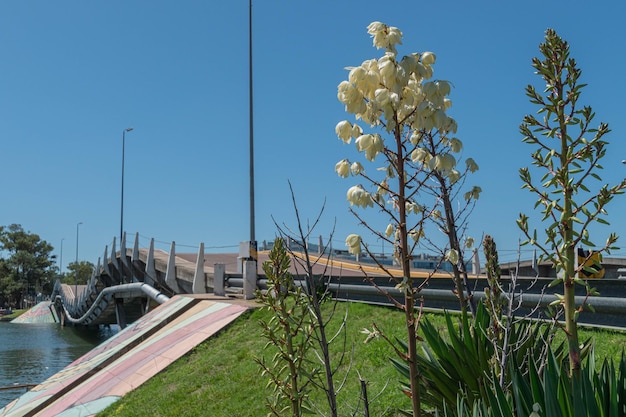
[578,249,605,279]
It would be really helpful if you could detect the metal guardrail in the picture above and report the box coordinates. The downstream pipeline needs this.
[328,282,626,328]
[222,274,626,328]
[53,283,171,327]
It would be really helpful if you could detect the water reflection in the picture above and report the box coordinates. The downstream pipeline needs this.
[0,322,116,408]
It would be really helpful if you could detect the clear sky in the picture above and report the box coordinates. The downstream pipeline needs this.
[2,0,626,271]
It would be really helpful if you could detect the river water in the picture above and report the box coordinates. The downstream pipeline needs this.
[0,322,116,408]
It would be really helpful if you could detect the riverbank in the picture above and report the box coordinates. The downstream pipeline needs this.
[0,310,25,322]
[0,319,108,410]
[0,295,250,417]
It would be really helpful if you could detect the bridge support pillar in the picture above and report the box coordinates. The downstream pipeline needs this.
[214,263,225,296]
[165,242,181,293]
[192,243,206,294]
[243,260,257,300]
[115,298,128,329]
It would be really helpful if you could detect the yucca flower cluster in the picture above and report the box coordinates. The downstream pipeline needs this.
[335,21,480,258]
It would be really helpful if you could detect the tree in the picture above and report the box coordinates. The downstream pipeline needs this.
[334,22,481,416]
[0,258,20,307]
[0,224,55,306]
[517,29,626,376]
[64,260,95,286]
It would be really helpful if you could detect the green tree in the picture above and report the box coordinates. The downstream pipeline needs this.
[0,258,20,307]
[64,260,95,285]
[0,224,55,306]
[517,29,626,375]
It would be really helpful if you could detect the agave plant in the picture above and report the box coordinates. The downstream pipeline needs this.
[392,303,565,413]
[393,302,625,416]
[510,347,626,417]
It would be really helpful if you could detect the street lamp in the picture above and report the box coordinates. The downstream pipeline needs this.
[120,127,134,242]
[75,222,83,297]
[248,0,255,245]
[60,238,64,276]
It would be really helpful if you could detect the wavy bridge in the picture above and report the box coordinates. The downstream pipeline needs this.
[51,233,626,329]
[50,233,260,329]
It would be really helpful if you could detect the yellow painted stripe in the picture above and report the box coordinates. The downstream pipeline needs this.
[260,250,455,279]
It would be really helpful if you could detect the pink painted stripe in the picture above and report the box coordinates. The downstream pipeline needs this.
[29,301,247,417]
[71,304,246,403]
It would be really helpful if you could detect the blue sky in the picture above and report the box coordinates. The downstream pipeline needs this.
[2,0,626,270]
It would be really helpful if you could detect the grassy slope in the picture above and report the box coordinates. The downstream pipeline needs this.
[97,302,626,417]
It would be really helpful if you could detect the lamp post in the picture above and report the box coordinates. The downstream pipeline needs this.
[60,238,64,276]
[75,222,83,297]
[120,127,134,242]
[248,0,255,245]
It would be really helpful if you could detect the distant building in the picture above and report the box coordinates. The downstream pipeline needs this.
[499,255,626,279]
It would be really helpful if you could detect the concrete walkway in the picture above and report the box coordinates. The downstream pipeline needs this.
[0,295,251,417]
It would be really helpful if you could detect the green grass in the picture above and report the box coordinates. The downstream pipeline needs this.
[97,302,626,417]
[0,309,26,321]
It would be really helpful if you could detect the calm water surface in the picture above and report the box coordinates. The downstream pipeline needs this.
[0,321,116,408]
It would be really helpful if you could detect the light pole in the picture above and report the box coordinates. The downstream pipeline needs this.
[249,0,255,244]
[75,222,83,297]
[60,238,64,276]
[120,127,134,242]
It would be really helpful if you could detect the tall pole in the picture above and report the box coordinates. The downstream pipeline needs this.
[249,0,255,244]
[120,127,134,242]
[75,222,83,297]
[59,238,64,277]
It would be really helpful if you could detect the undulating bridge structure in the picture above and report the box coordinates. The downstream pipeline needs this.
[50,233,261,329]
[51,232,626,329]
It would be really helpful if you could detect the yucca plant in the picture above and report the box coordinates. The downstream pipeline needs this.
[510,347,626,417]
[414,332,626,417]
[392,302,572,415]
[517,27,626,376]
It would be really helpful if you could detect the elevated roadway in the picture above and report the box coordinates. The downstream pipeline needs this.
[51,233,626,329]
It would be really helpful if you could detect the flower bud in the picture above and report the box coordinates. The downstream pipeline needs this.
[347,185,374,208]
[464,186,482,201]
[446,249,459,265]
[411,148,431,164]
[355,134,373,152]
[447,169,460,183]
[350,161,364,175]
[345,234,362,255]
[335,159,350,178]
[421,52,436,65]
[465,158,479,173]
[335,120,353,144]
[449,138,463,153]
